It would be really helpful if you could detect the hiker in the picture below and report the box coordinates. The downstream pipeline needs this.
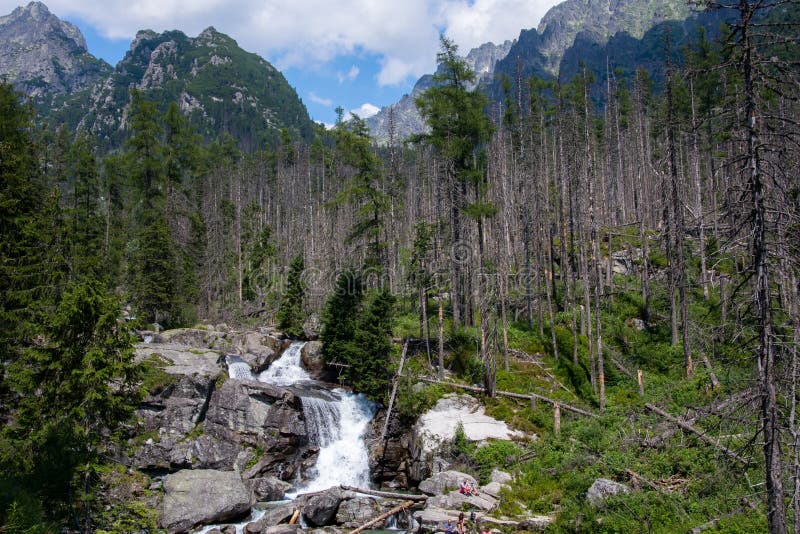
[457,511,465,534]
[467,481,479,496]
[444,519,455,534]
[459,479,469,494]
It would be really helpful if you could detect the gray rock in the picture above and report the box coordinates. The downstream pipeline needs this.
[418,471,476,496]
[303,313,321,340]
[335,497,381,527]
[184,434,246,470]
[250,477,293,501]
[234,332,277,373]
[480,482,504,498]
[136,343,223,378]
[586,478,631,507]
[300,341,324,372]
[204,379,306,449]
[161,469,251,533]
[221,527,237,534]
[301,489,345,527]
[490,469,512,484]
[426,491,497,512]
[412,507,460,534]
[244,503,296,532]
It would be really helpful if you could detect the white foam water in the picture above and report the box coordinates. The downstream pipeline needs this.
[258,341,311,386]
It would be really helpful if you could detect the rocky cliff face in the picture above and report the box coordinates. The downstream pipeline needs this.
[0,1,110,97]
[0,3,314,149]
[368,0,693,144]
[365,40,513,144]
[533,0,690,75]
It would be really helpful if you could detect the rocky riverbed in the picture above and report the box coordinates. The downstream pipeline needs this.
[123,325,551,533]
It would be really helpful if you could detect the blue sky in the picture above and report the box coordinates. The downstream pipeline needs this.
[3,0,562,125]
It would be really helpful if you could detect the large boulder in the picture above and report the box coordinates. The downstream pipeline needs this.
[300,341,324,373]
[366,409,411,489]
[161,469,251,533]
[426,491,497,512]
[136,374,216,436]
[335,497,382,527]
[409,394,529,483]
[180,434,251,471]
[234,332,278,373]
[418,471,476,496]
[586,478,632,507]
[204,379,306,448]
[412,507,460,534]
[300,488,347,526]
[245,525,300,534]
[250,476,293,502]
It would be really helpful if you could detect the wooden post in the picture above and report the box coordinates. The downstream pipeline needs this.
[553,402,561,435]
[637,369,644,396]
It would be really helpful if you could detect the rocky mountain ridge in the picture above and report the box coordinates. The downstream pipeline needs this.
[0,1,110,97]
[367,0,694,143]
[0,2,314,149]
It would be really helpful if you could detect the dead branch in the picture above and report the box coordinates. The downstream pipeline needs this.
[348,500,416,534]
[339,485,428,501]
[419,378,597,418]
[644,403,750,465]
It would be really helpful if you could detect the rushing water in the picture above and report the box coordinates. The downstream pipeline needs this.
[204,341,377,532]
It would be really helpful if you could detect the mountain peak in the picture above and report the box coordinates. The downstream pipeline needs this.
[0,1,107,96]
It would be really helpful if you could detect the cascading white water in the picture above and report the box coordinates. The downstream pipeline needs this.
[257,341,376,493]
[297,389,375,493]
[258,341,310,385]
[226,354,254,380]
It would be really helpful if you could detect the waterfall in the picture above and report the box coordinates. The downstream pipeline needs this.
[258,341,376,493]
[226,354,254,380]
[258,341,310,385]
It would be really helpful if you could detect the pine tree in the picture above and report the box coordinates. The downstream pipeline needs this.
[352,288,396,402]
[277,254,306,338]
[320,270,363,380]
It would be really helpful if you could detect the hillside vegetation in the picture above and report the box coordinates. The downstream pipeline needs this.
[1,1,799,532]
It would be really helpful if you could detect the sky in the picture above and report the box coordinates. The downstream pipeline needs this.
[3,0,562,125]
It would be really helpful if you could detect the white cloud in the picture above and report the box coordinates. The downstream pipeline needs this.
[308,92,333,107]
[347,102,380,120]
[338,65,360,84]
[5,1,561,86]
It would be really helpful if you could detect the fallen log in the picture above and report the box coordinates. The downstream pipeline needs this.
[339,485,428,501]
[644,403,749,465]
[642,389,757,448]
[419,378,597,418]
[348,500,415,534]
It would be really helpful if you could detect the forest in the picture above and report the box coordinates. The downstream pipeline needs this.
[1,1,799,532]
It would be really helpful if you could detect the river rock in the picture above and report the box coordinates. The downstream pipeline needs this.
[586,478,631,506]
[300,341,324,372]
[418,471,476,496]
[250,526,300,534]
[412,507,460,533]
[182,434,248,470]
[250,476,293,501]
[366,409,411,489]
[301,489,346,526]
[204,379,306,449]
[234,332,278,373]
[161,469,251,533]
[137,374,216,436]
[335,497,381,527]
[245,502,296,531]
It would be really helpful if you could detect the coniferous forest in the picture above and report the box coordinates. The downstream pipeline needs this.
[2,1,800,532]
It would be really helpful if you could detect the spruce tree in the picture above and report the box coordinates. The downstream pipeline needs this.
[352,288,396,402]
[277,254,306,337]
[320,270,363,383]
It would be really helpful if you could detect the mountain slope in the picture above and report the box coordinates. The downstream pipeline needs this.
[365,40,513,145]
[0,1,111,98]
[76,27,315,149]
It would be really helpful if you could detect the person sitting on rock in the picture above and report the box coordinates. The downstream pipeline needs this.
[467,481,479,496]
[444,519,455,533]
[459,479,469,494]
